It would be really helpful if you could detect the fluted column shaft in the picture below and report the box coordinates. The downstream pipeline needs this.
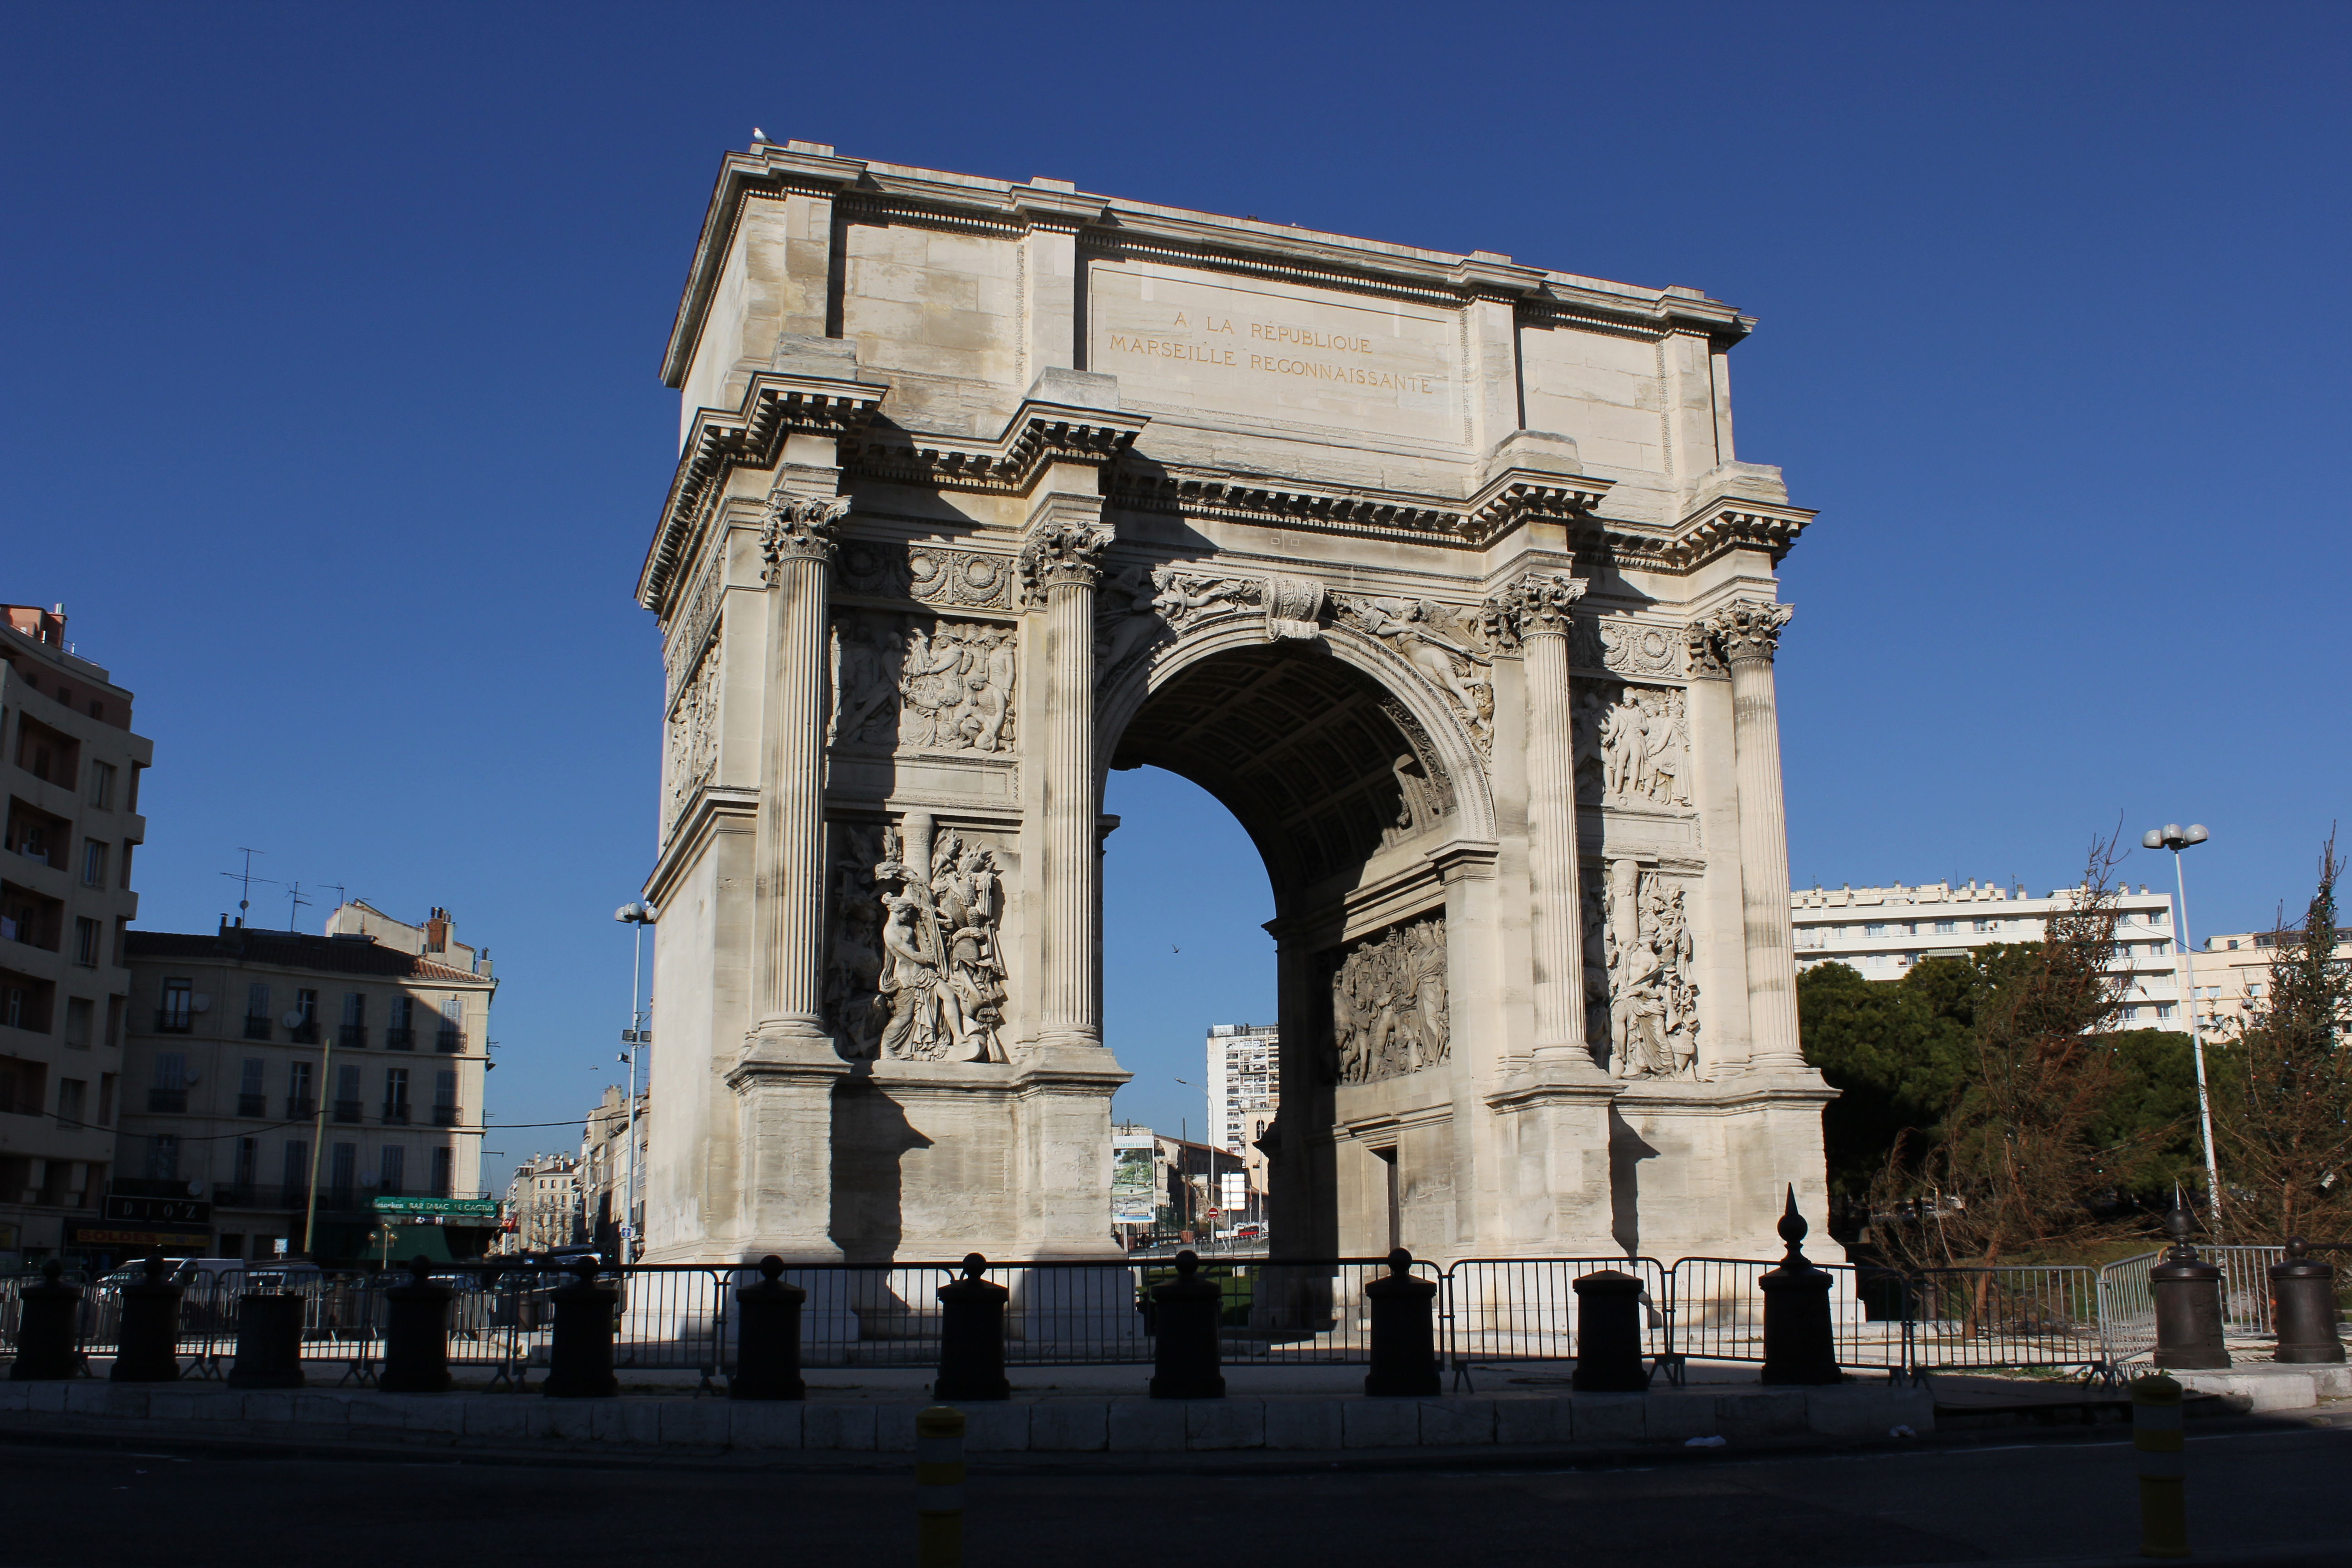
[1024,518,1111,1049]
[1715,603,1802,1068]
[1523,623,1585,1055]
[751,497,846,1038]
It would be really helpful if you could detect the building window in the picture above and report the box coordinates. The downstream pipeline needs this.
[148,1052,188,1114]
[1864,923,1887,937]
[338,992,366,1050]
[88,761,115,809]
[386,995,415,1051]
[334,1065,362,1123]
[2157,1004,2176,1021]
[1975,920,2000,933]
[433,1069,458,1127]
[383,1067,410,1125]
[98,1072,114,1126]
[291,989,318,1044]
[238,1058,266,1117]
[147,1133,181,1181]
[282,1140,309,1204]
[328,1143,357,1205]
[74,917,99,966]
[1934,920,1956,934]
[80,841,107,887]
[157,977,194,1033]
[436,996,463,1054]
[379,1145,405,1198]
[431,1146,453,1199]
[244,983,271,1040]
[233,1136,257,1189]
[2151,910,2168,926]
[64,996,92,1049]
[57,1077,86,1128]
[287,1060,315,1118]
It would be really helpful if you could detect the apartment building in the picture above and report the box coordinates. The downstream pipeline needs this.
[500,1152,584,1254]
[2185,926,2352,1036]
[116,901,495,1262]
[1205,1022,1278,1157]
[0,604,150,1262]
[1790,878,2185,1025]
[579,1081,647,1261]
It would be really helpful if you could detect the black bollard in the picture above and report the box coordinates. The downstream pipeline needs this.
[1363,1249,1440,1397]
[110,1254,184,1383]
[2269,1237,2343,1365]
[379,1256,455,1394]
[9,1260,83,1380]
[1148,1250,1225,1400]
[1571,1269,1650,1392]
[227,1291,308,1388]
[1760,1187,1840,1386]
[731,1255,808,1401]
[2151,1205,2230,1371]
[543,1258,619,1398]
[935,1254,1010,1402]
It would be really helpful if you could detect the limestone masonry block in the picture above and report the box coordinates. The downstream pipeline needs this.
[1492,1396,1572,1446]
[1263,1398,1345,1451]
[592,1401,663,1445]
[1342,1399,1421,1449]
[462,1398,530,1441]
[875,1404,918,1452]
[805,1403,879,1451]
[1805,1383,1930,1436]
[960,1402,1030,1453]
[239,1391,296,1426]
[1711,1389,1807,1438]
[726,1401,804,1450]
[292,1394,350,1426]
[29,1383,68,1414]
[144,1392,204,1422]
[0,1384,29,1412]
[1416,1398,1497,1446]
[657,1400,731,1447]
[1028,1399,1109,1452]
[345,1394,412,1429]
[1106,1399,1186,1452]
[1184,1397,1265,1450]
[403,1399,468,1436]
[1569,1393,1646,1444]
[536,1401,598,1443]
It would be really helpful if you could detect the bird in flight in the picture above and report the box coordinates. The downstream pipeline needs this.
[1172,944,1181,953]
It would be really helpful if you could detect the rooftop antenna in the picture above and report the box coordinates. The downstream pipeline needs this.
[219,848,277,929]
[322,882,349,918]
[285,879,313,933]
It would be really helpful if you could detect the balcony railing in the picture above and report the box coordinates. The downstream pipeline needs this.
[435,1029,463,1054]
[382,1102,411,1126]
[236,1092,267,1117]
[152,1010,192,1034]
[285,1095,316,1119]
[332,1098,362,1124]
[146,1088,187,1113]
[242,1015,272,1041]
[289,1020,319,1045]
[384,1027,415,1051]
[338,1024,367,1050]
[431,1103,462,1128]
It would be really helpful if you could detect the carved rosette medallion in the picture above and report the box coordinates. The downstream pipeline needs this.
[759,494,853,582]
[1325,913,1450,1085]
[1016,519,1113,599]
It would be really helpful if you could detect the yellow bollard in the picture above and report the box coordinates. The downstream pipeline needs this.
[2132,1372,2188,1559]
[916,1404,967,1568]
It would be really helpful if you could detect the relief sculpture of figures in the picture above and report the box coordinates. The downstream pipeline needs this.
[829,823,1009,1063]
[663,648,721,834]
[1578,684,1690,807]
[1329,915,1450,1085]
[828,614,1016,755]
[1339,597,1494,747]
[1602,859,1700,1081]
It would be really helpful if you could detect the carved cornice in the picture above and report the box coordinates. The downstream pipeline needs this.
[1485,570,1589,647]
[1690,600,1793,670]
[759,494,852,581]
[1112,467,1612,551]
[640,371,886,612]
[851,401,1145,497]
[1017,519,1114,598]
[1588,498,1815,577]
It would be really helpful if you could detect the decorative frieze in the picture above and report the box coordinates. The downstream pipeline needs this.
[1328,914,1450,1085]
[1602,859,1700,1081]
[837,539,1019,612]
[828,612,1018,756]
[1333,595,1495,754]
[1574,684,1691,808]
[662,644,721,838]
[824,819,1011,1064]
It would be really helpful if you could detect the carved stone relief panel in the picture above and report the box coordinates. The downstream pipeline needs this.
[824,817,1011,1065]
[1093,564,1331,689]
[1572,616,1684,679]
[662,642,721,839]
[1332,596,1494,755]
[664,554,725,698]
[1599,859,1700,1081]
[1376,698,1458,850]
[837,539,1019,612]
[1326,912,1450,1086]
[829,611,1018,756]
[1573,681,1690,808]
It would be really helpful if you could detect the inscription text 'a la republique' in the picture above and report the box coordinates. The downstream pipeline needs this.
[1107,311,1438,395]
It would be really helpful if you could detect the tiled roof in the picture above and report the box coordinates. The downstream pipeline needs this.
[125,928,488,984]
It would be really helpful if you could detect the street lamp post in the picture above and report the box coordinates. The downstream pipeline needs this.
[2143,823,2222,1230]
[613,901,657,1262]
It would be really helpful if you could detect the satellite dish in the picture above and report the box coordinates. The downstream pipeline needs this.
[281,1011,304,1029]
[186,1181,204,1197]
[183,1069,200,1084]
[191,994,211,1013]
[361,1171,379,1187]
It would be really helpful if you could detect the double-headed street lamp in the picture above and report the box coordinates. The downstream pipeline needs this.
[2143,823,2222,1228]
[613,901,657,1260]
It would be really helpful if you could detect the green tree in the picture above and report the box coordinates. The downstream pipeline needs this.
[1798,956,1975,1198]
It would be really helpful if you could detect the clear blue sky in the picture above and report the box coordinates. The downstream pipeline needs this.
[5,4,2346,1175]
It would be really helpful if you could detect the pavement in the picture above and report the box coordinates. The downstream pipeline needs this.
[3,1406,2345,1567]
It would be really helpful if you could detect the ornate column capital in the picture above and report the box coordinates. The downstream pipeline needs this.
[1689,599,1792,672]
[1482,570,1588,649]
[1017,518,1113,599]
[759,493,851,582]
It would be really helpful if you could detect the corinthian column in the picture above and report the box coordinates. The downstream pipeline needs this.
[1704,601,1803,1069]
[750,492,852,1040]
[1505,571,1593,1061]
[1021,516,1113,1051]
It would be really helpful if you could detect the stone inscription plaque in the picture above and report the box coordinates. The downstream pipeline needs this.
[1089,262,1460,442]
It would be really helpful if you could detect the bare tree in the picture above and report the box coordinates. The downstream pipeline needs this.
[2213,835,2352,1241]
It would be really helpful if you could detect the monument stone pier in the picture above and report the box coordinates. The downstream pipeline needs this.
[635,142,1837,1274]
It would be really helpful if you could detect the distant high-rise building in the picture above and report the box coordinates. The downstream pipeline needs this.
[1204,1022,1278,1159]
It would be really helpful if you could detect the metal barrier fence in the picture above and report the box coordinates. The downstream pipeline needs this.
[5,1244,2337,1384]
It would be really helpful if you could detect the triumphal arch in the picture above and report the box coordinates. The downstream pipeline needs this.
[635,142,1834,1269]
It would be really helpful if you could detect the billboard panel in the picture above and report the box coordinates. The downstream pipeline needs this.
[1111,1133,1157,1226]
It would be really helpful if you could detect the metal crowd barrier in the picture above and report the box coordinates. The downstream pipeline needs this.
[1904,1264,2107,1376]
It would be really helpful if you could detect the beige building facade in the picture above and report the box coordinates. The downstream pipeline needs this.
[637,144,1835,1270]
[500,1151,584,1254]
[2186,928,2352,1036]
[118,902,494,1260]
[0,605,150,1262]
